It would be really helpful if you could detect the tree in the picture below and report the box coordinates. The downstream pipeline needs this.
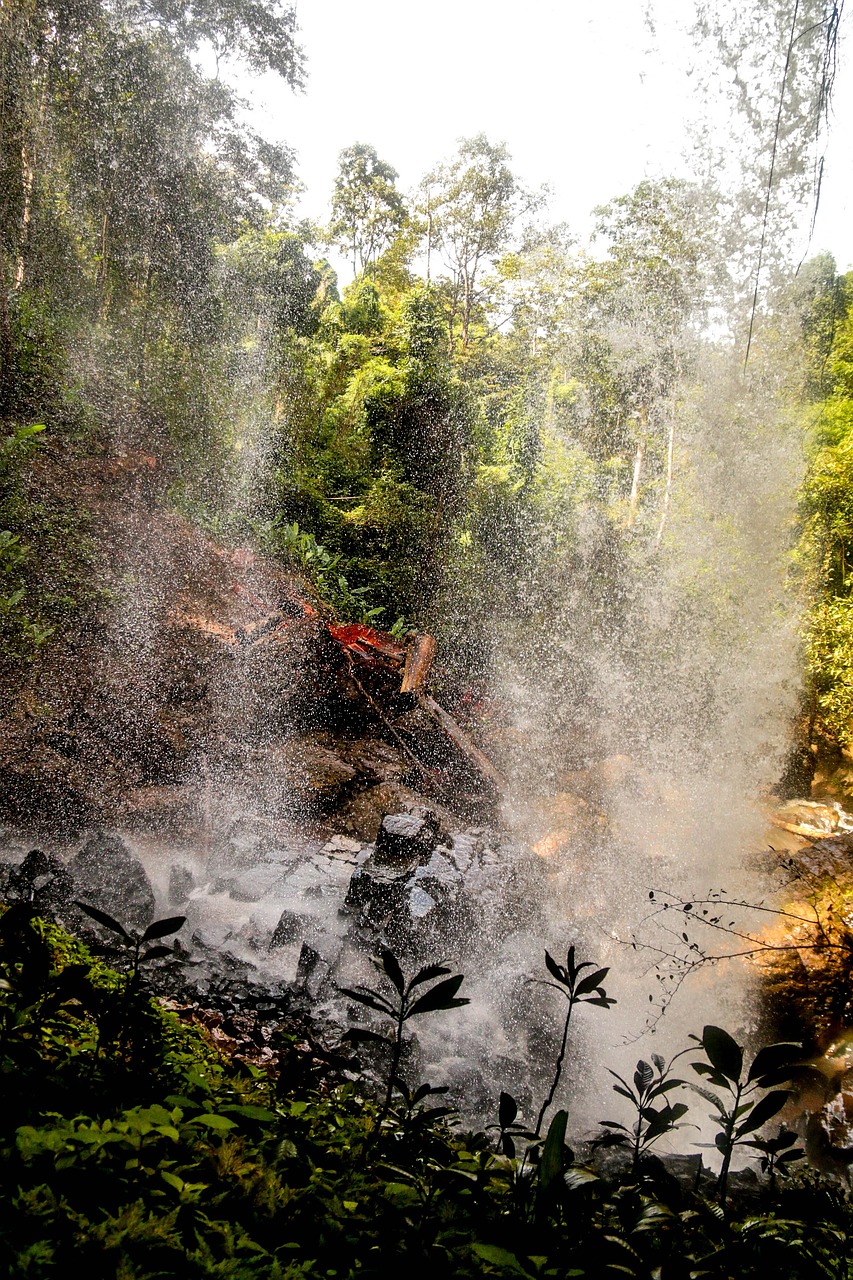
[563,179,712,535]
[329,144,406,278]
[420,134,532,353]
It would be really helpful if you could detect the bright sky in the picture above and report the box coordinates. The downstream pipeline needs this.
[234,0,853,280]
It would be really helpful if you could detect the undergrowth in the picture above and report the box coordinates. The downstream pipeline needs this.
[1,902,852,1279]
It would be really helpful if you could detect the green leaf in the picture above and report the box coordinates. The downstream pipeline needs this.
[545,951,567,985]
[563,1163,600,1190]
[142,916,186,942]
[471,1243,532,1276]
[140,946,173,963]
[406,974,468,1018]
[74,901,131,941]
[700,1025,743,1083]
[187,1113,237,1131]
[220,1105,279,1123]
[539,1109,568,1198]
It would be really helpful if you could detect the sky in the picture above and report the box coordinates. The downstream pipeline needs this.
[230,0,853,281]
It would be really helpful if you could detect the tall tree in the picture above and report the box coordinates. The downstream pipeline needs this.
[329,144,406,278]
[420,134,532,353]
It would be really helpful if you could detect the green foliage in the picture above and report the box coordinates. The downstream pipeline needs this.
[329,144,407,277]
[1,905,852,1278]
[796,267,853,745]
[0,423,103,667]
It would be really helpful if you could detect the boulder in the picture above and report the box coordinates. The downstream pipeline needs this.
[374,809,439,869]
[8,849,75,916]
[70,831,155,931]
[217,864,286,903]
[769,799,847,839]
[169,863,196,905]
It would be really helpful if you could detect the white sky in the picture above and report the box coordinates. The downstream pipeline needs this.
[233,0,853,281]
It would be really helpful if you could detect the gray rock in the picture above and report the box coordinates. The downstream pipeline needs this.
[8,849,74,916]
[407,885,436,919]
[344,861,409,929]
[219,864,286,902]
[269,908,313,949]
[71,832,155,931]
[296,942,331,1000]
[374,809,439,869]
[169,864,196,905]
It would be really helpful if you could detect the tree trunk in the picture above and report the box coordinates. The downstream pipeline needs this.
[654,414,676,550]
[13,141,34,290]
[626,406,648,529]
[0,254,13,419]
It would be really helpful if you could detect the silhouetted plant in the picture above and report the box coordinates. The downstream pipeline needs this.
[744,1124,805,1191]
[340,948,468,1119]
[690,1025,805,1205]
[74,902,184,994]
[596,1052,691,1171]
[534,944,616,1136]
[488,1090,537,1158]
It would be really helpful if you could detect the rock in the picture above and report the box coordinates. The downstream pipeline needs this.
[323,835,363,857]
[169,863,196,905]
[344,860,409,931]
[70,832,155,931]
[270,908,313,949]
[769,799,846,839]
[408,848,463,921]
[782,829,853,880]
[251,736,359,815]
[296,942,331,1000]
[374,809,439,869]
[218,864,286,903]
[8,849,75,916]
[333,782,427,840]
[407,884,436,919]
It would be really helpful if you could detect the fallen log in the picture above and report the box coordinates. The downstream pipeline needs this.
[417,692,505,795]
[400,634,436,693]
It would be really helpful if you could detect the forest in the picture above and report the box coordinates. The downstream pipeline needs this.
[4,0,853,1276]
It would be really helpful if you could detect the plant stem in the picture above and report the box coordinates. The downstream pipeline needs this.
[381,1004,406,1122]
[535,998,574,1137]
[718,1083,742,1205]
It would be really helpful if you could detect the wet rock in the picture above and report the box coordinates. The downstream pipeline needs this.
[70,832,155,930]
[333,782,431,840]
[407,884,436,919]
[323,834,363,857]
[270,908,313,949]
[218,864,286,903]
[169,864,196,905]
[251,736,359,815]
[374,809,439,869]
[8,849,75,916]
[781,829,853,881]
[296,942,331,1000]
[769,799,847,839]
[344,859,409,932]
